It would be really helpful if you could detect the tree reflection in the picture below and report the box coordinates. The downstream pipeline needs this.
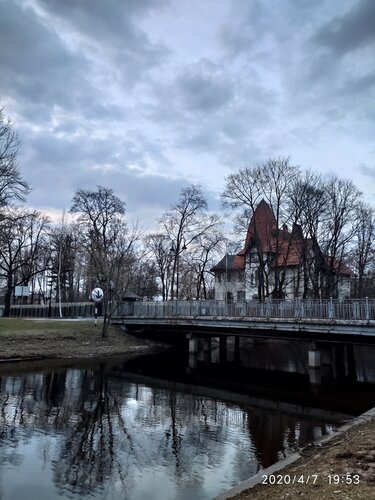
[0,358,354,499]
[53,366,136,496]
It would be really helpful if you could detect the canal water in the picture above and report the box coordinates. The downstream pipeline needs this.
[1,338,375,499]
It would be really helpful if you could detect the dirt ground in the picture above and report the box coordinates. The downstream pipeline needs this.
[0,317,162,361]
[231,414,375,500]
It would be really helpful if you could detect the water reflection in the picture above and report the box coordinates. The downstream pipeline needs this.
[0,348,343,500]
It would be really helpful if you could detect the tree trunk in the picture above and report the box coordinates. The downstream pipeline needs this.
[101,299,109,338]
[3,273,13,317]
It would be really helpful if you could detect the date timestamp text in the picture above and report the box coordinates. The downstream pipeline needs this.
[261,474,361,485]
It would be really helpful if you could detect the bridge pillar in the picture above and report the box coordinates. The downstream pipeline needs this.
[219,336,227,363]
[346,345,357,381]
[234,336,240,363]
[308,342,321,368]
[202,337,212,362]
[186,333,199,354]
[188,353,198,370]
[308,342,322,388]
[203,337,211,352]
[211,337,220,363]
[321,347,332,366]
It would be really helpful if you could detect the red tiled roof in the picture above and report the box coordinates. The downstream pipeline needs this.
[324,256,352,276]
[238,199,277,255]
[210,254,245,272]
[212,200,353,276]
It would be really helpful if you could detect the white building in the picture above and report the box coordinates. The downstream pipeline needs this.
[211,200,351,301]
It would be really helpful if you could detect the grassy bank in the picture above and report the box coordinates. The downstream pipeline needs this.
[0,317,159,361]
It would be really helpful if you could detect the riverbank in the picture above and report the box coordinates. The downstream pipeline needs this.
[0,317,164,361]
[219,408,375,500]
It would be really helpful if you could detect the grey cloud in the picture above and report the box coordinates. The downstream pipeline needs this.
[219,0,326,58]
[219,0,268,56]
[20,127,172,181]
[27,159,215,229]
[145,55,275,166]
[0,0,168,127]
[0,2,89,100]
[20,127,183,227]
[34,0,169,85]
[314,0,375,54]
[176,70,233,113]
[358,164,375,178]
[337,71,375,95]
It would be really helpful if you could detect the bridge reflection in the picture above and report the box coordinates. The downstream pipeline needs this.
[106,340,375,470]
[188,337,375,388]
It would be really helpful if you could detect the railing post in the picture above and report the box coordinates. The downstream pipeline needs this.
[328,296,334,320]
[365,297,369,321]
[267,300,271,318]
[294,298,301,320]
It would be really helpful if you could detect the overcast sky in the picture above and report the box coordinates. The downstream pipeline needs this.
[1,0,374,228]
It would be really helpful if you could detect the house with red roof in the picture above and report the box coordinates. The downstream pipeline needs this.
[211,200,351,301]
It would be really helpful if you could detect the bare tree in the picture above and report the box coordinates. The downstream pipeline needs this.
[179,215,225,300]
[0,209,50,316]
[287,171,327,298]
[319,177,361,298]
[351,203,375,298]
[70,186,139,337]
[0,108,30,207]
[161,185,214,300]
[48,222,84,303]
[222,157,300,299]
[222,165,263,235]
[144,233,172,300]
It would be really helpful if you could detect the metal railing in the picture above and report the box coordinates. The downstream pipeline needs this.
[116,298,375,322]
[0,302,96,318]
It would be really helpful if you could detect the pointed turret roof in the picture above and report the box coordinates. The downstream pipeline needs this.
[238,199,277,255]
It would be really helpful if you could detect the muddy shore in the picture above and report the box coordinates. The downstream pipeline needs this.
[218,409,375,500]
[0,317,165,362]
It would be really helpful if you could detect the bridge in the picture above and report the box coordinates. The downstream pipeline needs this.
[112,298,375,390]
[113,298,375,343]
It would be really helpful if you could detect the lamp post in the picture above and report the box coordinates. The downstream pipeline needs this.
[169,239,187,300]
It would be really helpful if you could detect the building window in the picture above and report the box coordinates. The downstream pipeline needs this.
[226,291,234,303]
[251,252,259,263]
[237,291,245,302]
[251,270,260,286]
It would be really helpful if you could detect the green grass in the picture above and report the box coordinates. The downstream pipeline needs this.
[0,317,150,360]
[0,318,102,335]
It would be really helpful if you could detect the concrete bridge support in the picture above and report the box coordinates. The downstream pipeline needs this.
[188,353,198,370]
[219,336,227,363]
[186,334,242,365]
[187,332,199,354]
[308,342,354,388]
[211,337,220,363]
[234,336,241,364]
[308,342,322,387]
[308,343,321,368]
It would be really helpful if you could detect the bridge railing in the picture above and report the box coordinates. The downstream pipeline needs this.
[117,298,375,321]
